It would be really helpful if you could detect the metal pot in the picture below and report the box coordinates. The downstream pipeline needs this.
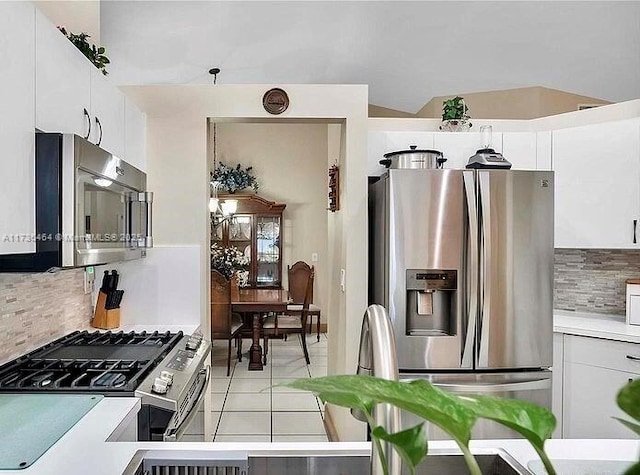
[380,145,447,169]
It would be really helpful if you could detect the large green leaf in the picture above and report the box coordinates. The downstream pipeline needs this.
[282,376,476,445]
[459,394,556,451]
[618,379,640,422]
[625,462,640,475]
[372,423,428,474]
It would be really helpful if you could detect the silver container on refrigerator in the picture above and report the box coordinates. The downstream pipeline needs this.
[369,168,554,439]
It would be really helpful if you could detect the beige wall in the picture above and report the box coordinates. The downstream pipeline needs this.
[214,122,329,313]
[34,1,100,44]
[417,86,610,120]
[124,84,369,441]
[368,104,416,118]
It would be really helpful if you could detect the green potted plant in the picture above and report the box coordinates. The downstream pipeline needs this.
[284,375,557,475]
[57,27,110,75]
[440,96,472,132]
[615,379,640,474]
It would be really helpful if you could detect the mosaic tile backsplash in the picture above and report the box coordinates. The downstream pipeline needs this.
[0,269,92,365]
[554,249,640,315]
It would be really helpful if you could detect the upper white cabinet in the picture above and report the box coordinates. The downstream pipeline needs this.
[502,132,537,170]
[124,98,147,171]
[35,10,134,162]
[434,132,503,170]
[90,69,125,158]
[35,9,91,138]
[0,2,36,254]
[553,119,640,248]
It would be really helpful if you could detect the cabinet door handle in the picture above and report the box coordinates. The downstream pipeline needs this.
[634,220,638,244]
[626,354,640,362]
[83,108,91,140]
[95,117,103,146]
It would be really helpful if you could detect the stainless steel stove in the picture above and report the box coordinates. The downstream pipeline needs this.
[0,330,211,442]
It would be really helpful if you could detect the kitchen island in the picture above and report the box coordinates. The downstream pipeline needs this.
[1,396,637,475]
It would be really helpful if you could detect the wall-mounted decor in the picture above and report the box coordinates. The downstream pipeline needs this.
[211,162,260,194]
[262,88,289,115]
[328,164,339,212]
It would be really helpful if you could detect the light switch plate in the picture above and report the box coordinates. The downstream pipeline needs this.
[340,269,346,292]
[311,252,318,262]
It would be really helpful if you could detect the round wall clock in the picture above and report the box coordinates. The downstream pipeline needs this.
[262,88,289,115]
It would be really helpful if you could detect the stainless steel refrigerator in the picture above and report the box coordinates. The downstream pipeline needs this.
[369,168,554,439]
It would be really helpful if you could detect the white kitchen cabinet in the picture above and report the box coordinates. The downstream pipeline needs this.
[434,132,503,170]
[0,2,36,254]
[553,119,640,248]
[552,333,564,438]
[536,131,553,170]
[502,132,537,170]
[124,98,147,171]
[90,69,125,158]
[35,9,91,137]
[562,335,639,439]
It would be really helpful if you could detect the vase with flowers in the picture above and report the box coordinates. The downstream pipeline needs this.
[211,243,250,298]
[211,162,260,194]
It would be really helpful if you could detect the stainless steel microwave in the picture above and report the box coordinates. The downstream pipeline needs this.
[0,134,153,271]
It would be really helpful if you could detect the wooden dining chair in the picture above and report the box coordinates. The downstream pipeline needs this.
[210,269,245,376]
[262,270,313,365]
[286,261,322,341]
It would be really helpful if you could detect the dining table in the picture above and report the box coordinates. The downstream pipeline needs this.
[231,288,290,370]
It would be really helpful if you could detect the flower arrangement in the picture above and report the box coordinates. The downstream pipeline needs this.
[57,27,110,75]
[211,243,250,285]
[211,162,259,194]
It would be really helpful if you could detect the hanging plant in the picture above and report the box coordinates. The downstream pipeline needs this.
[57,27,110,76]
[211,162,260,194]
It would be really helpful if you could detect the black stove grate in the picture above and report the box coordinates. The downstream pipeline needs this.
[0,330,183,394]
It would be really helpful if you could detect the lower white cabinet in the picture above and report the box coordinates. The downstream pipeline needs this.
[561,334,640,439]
[551,333,564,438]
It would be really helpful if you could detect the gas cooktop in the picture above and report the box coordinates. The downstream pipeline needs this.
[0,330,183,394]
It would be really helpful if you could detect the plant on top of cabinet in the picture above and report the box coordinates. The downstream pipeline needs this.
[440,96,472,132]
[57,27,110,75]
[211,162,260,194]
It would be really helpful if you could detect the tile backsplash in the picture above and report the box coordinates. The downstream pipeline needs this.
[554,249,640,315]
[0,269,92,365]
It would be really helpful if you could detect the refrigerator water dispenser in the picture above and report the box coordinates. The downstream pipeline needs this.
[406,270,457,336]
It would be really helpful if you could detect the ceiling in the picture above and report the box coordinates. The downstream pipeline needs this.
[101,1,640,113]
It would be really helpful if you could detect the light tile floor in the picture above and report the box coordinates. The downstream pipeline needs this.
[209,332,329,442]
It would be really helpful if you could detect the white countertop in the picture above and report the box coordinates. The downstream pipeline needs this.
[3,397,638,475]
[554,310,640,344]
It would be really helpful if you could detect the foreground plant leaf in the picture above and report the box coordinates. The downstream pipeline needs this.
[372,423,428,473]
[460,395,556,449]
[283,375,476,445]
[458,394,557,475]
[617,379,640,423]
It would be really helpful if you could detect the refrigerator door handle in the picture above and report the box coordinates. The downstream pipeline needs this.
[462,171,478,368]
[478,172,491,367]
[434,378,551,393]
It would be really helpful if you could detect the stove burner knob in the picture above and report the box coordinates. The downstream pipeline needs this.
[159,371,174,385]
[185,338,200,350]
[151,377,169,395]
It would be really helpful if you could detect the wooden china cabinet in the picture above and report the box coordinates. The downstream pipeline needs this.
[211,194,286,289]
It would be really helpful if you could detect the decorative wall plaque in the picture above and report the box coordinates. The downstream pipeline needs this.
[262,88,289,115]
[328,164,340,212]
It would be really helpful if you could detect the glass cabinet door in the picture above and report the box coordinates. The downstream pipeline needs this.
[256,216,281,287]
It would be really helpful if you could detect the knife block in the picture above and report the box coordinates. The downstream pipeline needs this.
[92,291,120,330]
